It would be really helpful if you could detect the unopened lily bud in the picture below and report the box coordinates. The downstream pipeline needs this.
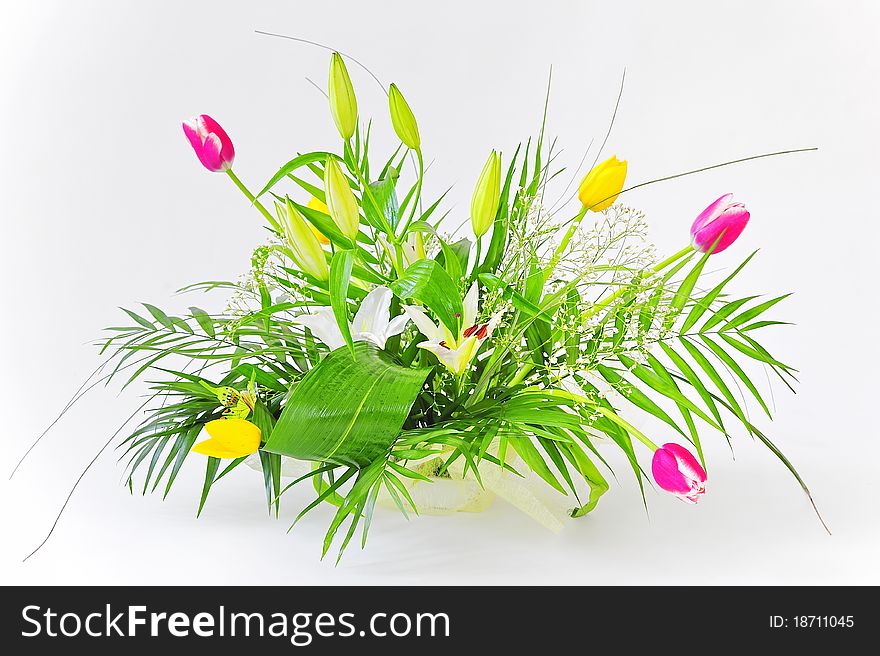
[328,52,358,140]
[283,198,329,281]
[470,150,502,238]
[323,157,361,240]
[388,83,420,150]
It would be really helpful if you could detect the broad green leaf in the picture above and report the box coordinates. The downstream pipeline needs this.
[364,167,400,231]
[390,260,463,333]
[265,342,431,467]
[188,307,215,338]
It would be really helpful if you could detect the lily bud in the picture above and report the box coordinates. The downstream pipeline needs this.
[577,155,627,212]
[651,443,707,504]
[328,52,358,140]
[470,150,502,238]
[182,114,235,172]
[283,198,329,281]
[323,157,361,240]
[388,83,420,150]
[690,194,750,254]
[306,196,331,244]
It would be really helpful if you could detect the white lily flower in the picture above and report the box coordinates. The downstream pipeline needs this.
[293,285,409,351]
[404,282,502,375]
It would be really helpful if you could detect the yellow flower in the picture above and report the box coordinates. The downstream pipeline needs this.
[323,157,361,240]
[388,83,420,150]
[283,198,330,281]
[306,196,331,244]
[328,52,358,140]
[192,418,261,459]
[577,155,628,212]
[470,150,502,238]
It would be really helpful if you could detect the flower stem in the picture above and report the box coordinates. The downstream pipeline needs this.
[225,169,280,231]
[472,235,482,277]
[397,148,424,238]
[508,362,533,386]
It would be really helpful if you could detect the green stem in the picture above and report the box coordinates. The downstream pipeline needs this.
[544,205,588,282]
[508,362,533,386]
[225,169,280,231]
[651,245,693,273]
[472,235,482,277]
[397,148,424,238]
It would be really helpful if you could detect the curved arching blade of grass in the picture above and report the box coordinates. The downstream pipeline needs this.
[265,342,431,468]
[255,152,337,199]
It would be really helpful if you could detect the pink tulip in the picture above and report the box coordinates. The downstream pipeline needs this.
[651,443,707,504]
[690,193,750,254]
[182,114,235,172]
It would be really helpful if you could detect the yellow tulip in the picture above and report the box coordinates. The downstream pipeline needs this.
[470,150,502,238]
[328,52,358,140]
[323,157,361,240]
[192,418,261,459]
[577,155,628,212]
[388,83,420,150]
[283,198,330,281]
[306,196,331,244]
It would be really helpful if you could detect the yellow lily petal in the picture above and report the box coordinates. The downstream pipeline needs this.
[306,197,332,244]
[192,418,261,459]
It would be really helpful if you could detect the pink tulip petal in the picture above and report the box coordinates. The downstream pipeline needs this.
[690,193,733,235]
[693,205,750,254]
[199,114,234,167]
[651,448,692,495]
[662,442,707,483]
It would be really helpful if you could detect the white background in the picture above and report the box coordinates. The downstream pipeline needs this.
[2,0,878,585]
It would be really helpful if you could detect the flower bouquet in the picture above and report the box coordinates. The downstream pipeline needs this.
[30,51,821,560]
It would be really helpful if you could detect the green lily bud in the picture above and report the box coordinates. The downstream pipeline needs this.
[328,52,358,140]
[283,198,329,281]
[323,157,360,240]
[388,83,420,150]
[470,150,502,238]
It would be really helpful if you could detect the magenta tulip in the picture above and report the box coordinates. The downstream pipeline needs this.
[690,193,750,254]
[651,443,707,504]
[182,114,235,172]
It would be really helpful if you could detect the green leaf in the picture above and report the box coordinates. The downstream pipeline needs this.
[188,307,215,338]
[665,246,712,328]
[390,259,463,334]
[479,273,551,323]
[700,335,772,418]
[143,303,173,330]
[720,294,792,332]
[364,167,400,231]
[564,443,609,517]
[700,296,758,333]
[265,342,431,467]
[256,152,336,199]
[329,250,355,354]
[681,251,757,333]
[197,457,220,517]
